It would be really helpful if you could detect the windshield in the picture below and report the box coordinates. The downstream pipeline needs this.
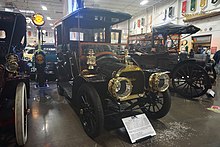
[80,43,126,56]
[79,42,127,71]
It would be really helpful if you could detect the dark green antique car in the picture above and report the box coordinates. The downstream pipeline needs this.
[0,11,30,145]
[55,8,171,138]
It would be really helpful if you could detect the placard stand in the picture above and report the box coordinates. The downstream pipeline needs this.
[122,113,156,143]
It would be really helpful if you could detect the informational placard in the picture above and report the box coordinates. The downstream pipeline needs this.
[122,113,156,143]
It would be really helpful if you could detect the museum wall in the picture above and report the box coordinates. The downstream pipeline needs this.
[124,0,220,51]
[26,29,55,46]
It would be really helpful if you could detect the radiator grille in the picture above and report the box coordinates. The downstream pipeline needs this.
[120,71,145,95]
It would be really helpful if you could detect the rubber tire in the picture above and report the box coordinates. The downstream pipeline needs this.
[172,62,210,98]
[140,90,171,119]
[15,82,28,146]
[77,84,104,138]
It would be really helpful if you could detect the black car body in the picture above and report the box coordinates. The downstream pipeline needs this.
[55,8,171,138]
[0,11,29,146]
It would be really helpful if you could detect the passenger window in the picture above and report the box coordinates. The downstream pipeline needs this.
[0,30,6,39]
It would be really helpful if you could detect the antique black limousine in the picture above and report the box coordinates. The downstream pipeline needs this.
[0,11,30,145]
[54,8,171,138]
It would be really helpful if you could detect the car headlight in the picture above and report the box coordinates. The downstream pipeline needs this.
[149,72,169,92]
[6,62,19,73]
[5,54,19,73]
[108,77,133,101]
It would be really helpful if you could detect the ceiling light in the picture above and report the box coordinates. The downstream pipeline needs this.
[47,17,52,20]
[49,23,53,26]
[42,5,47,10]
[19,9,35,14]
[140,0,149,6]
[5,8,13,12]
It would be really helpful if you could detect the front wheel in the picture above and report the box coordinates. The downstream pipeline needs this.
[139,90,171,119]
[15,82,28,146]
[77,84,104,138]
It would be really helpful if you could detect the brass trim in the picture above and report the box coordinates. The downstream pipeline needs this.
[116,65,143,77]
[149,72,170,92]
[108,77,133,101]
[119,93,145,101]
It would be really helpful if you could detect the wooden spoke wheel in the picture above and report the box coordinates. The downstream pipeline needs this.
[139,90,171,119]
[15,82,28,146]
[172,63,211,98]
[77,84,104,138]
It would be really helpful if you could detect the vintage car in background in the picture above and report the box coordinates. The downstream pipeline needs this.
[0,11,30,146]
[28,43,57,81]
[42,43,57,81]
[129,23,216,98]
[55,8,171,138]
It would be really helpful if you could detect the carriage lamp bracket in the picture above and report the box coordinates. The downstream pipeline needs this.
[87,49,96,70]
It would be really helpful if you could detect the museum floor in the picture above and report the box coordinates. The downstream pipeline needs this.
[1,76,220,147]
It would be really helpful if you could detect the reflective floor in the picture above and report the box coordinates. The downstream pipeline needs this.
[1,76,220,147]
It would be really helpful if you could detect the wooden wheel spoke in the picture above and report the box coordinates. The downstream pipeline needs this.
[152,105,156,112]
[176,71,185,78]
[175,81,187,88]
[182,82,188,90]
[155,104,161,111]
[179,68,187,77]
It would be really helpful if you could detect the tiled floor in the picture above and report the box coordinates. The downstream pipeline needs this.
[1,76,220,147]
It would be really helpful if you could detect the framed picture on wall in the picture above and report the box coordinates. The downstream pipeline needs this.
[190,0,197,11]
[182,0,187,14]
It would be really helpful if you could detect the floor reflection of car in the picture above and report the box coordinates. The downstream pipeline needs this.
[23,47,35,61]
[42,44,57,81]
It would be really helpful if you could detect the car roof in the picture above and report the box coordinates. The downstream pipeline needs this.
[152,22,200,35]
[55,8,132,29]
[0,11,26,52]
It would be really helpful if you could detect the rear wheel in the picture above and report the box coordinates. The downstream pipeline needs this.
[172,63,210,98]
[77,84,104,138]
[139,90,171,119]
[15,82,28,146]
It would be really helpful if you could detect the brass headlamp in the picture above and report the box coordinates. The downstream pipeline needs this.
[149,72,170,92]
[5,54,19,73]
[108,77,133,101]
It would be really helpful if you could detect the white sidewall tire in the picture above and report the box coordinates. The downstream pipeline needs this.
[15,82,28,146]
